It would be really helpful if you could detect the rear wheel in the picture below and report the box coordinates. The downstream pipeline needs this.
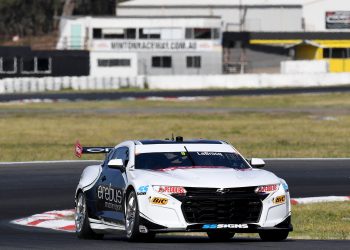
[207,231,235,241]
[259,230,289,241]
[75,192,103,240]
[125,190,155,242]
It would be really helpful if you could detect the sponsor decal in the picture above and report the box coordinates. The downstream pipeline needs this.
[273,195,286,205]
[216,188,230,194]
[282,183,289,192]
[197,152,223,156]
[150,197,168,205]
[75,141,83,158]
[97,184,123,211]
[156,186,186,195]
[326,11,350,29]
[256,184,279,193]
[137,185,149,195]
[202,224,248,229]
[139,225,148,233]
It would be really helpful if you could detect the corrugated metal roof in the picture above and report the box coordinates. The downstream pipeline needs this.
[119,0,305,7]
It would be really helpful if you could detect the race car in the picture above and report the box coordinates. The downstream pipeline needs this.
[74,137,292,241]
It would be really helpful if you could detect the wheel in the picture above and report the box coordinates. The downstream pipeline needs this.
[125,190,155,242]
[206,231,235,241]
[259,230,289,241]
[75,192,103,239]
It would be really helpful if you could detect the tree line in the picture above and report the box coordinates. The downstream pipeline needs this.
[0,0,123,38]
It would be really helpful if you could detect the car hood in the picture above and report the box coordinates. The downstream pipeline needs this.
[130,166,280,188]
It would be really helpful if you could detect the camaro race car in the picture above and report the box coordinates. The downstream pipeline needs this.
[74,137,292,241]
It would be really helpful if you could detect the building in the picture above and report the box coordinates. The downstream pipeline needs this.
[118,0,303,32]
[0,46,89,79]
[57,16,223,76]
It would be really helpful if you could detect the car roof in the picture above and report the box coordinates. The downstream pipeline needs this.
[135,139,226,145]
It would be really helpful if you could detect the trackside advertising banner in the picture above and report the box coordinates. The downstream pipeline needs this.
[326,11,350,29]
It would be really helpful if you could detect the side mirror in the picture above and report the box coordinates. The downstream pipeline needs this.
[250,158,265,168]
[108,159,125,171]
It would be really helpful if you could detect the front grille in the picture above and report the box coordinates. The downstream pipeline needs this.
[181,187,262,224]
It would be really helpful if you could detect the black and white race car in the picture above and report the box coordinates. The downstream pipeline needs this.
[74,137,292,241]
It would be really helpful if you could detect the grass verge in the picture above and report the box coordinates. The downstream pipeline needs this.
[0,92,349,161]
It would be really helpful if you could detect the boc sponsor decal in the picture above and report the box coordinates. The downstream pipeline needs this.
[150,197,168,205]
[97,184,123,211]
[202,224,248,229]
[273,195,286,205]
[137,185,149,195]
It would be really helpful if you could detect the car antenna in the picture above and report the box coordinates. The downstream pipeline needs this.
[184,146,196,166]
[171,133,174,141]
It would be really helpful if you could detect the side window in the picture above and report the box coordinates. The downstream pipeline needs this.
[115,147,129,167]
[103,149,116,167]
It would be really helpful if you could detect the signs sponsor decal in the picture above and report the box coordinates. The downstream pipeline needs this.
[137,185,149,195]
[273,195,286,205]
[202,224,248,229]
[97,184,123,211]
[197,152,223,156]
[326,11,350,29]
[150,197,168,205]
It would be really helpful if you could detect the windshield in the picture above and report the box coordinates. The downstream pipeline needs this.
[135,151,250,170]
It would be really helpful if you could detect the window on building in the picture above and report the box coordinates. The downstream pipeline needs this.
[0,57,16,73]
[194,28,211,39]
[98,59,131,67]
[185,28,218,39]
[93,28,102,39]
[186,56,201,68]
[93,28,136,39]
[139,28,161,39]
[324,48,349,58]
[125,28,136,39]
[22,58,35,72]
[21,57,51,74]
[152,56,172,68]
[37,58,50,72]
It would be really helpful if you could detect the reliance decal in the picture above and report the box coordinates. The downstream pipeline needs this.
[97,184,123,211]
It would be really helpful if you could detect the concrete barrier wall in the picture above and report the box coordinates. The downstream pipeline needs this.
[281,60,329,74]
[1,73,350,93]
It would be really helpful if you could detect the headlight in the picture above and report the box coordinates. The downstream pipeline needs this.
[153,185,187,196]
[255,184,279,194]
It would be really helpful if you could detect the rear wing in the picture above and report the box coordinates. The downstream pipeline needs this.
[75,141,113,158]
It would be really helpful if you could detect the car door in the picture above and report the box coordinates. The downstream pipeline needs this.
[96,147,128,225]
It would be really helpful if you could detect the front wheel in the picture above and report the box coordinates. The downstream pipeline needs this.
[207,231,235,241]
[75,192,103,239]
[259,230,289,241]
[125,190,155,242]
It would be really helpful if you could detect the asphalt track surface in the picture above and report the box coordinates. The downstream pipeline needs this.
[0,159,349,249]
[1,85,350,102]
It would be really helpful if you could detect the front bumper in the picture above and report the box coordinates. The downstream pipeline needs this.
[139,215,293,233]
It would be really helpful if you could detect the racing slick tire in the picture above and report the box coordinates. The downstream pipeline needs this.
[75,192,104,240]
[207,231,235,241]
[259,230,289,241]
[125,190,155,242]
